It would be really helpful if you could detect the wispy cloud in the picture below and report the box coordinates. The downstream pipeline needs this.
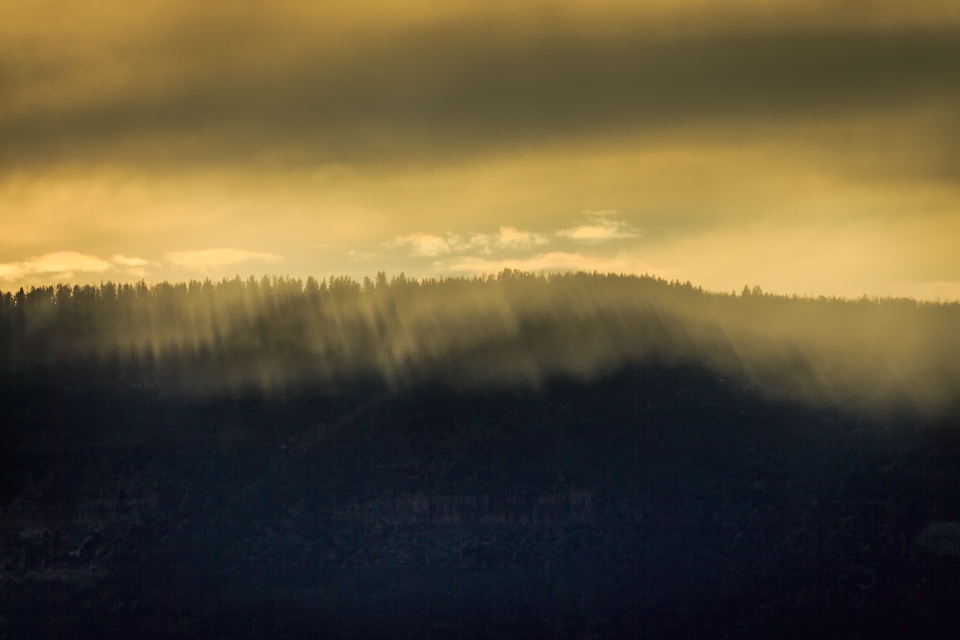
[442,251,667,277]
[110,254,156,268]
[393,228,547,257]
[165,248,282,270]
[557,211,639,243]
[109,254,159,278]
[0,251,113,280]
[494,226,549,250]
[392,233,454,257]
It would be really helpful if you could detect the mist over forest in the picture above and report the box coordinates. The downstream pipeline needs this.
[2,270,958,415]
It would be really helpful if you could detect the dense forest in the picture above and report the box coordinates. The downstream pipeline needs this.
[3,272,960,638]
[2,270,959,414]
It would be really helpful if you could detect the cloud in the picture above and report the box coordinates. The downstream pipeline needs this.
[110,254,157,267]
[394,229,544,257]
[165,248,282,270]
[0,251,113,280]
[442,251,667,278]
[392,233,453,257]
[451,233,494,253]
[494,226,549,250]
[110,254,159,278]
[2,6,959,176]
[557,212,639,243]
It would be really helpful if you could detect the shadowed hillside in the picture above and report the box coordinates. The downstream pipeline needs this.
[2,272,960,639]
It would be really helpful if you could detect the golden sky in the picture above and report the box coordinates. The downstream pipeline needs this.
[2,0,959,299]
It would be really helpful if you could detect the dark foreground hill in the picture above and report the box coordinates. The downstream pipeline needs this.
[2,366,960,639]
[2,273,960,638]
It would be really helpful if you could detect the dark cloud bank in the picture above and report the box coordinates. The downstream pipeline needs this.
[3,21,959,173]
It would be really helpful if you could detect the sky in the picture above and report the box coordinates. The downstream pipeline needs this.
[2,0,959,299]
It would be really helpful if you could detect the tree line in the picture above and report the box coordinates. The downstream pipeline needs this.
[1,270,958,414]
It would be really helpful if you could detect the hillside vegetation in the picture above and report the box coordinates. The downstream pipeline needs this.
[2,270,958,414]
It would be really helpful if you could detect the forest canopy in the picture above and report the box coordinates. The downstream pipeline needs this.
[2,270,958,415]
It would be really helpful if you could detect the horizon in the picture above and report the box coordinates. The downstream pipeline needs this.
[3,269,960,304]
